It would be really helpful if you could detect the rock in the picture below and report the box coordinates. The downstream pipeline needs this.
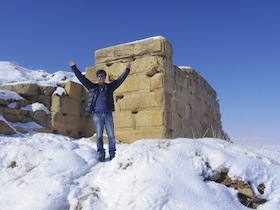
[0,116,16,135]
[205,167,267,209]
[15,84,39,96]
[258,183,265,194]
[0,98,9,106]
[8,161,17,168]
[14,126,27,133]
[38,86,56,96]
[208,170,222,182]
[31,110,50,128]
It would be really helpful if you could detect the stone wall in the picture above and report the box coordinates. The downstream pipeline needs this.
[0,84,54,133]
[0,82,94,138]
[164,66,224,139]
[51,81,94,138]
[86,36,227,143]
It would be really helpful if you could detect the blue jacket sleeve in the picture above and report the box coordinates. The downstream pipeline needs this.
[112,68,130,90]
[71,65,93,90]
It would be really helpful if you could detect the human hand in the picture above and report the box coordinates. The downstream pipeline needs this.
[126,62,132,69]
[69,60,76,67]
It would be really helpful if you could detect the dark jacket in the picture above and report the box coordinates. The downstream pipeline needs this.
[71,65,130,113]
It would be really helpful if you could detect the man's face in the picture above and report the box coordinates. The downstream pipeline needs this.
[97,73,106,85]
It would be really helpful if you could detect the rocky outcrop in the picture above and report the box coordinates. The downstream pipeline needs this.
[206,167,267,209]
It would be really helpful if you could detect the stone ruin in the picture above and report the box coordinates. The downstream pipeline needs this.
[0,36,228,143]
[0,82,93,138]
[88,36,228,143]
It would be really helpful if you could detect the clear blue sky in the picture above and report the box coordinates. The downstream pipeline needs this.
[1,0,279,145]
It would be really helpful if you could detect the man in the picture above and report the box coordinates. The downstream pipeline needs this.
[69,60,131,162]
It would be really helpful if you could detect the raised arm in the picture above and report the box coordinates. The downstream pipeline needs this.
[69,60,93,89]
[113,62,131,90]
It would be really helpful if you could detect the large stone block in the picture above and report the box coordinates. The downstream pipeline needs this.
[51,112,94,138]
[51,95,82,115]
[135,109,164,127]
[51,112,83,130]
[0,117,16,135]
[151,73,164,90]
[114,74,150,94]
[65,81,84,100]
[95,36,173,65]
[132,56,170,76]
[52,129,82,139]
[0,84,54,97]
[113,111,134,129]
[38,86,56,96]
[81,115,95,137]
[0,85,13,91]
[115,90,164,111]
[14,84,39,96]
[0,107,20,115]
[31,110,50,128]
[115,127,164,144]
[0,107,31,123]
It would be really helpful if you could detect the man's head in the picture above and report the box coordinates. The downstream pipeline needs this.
[96,69,107,85]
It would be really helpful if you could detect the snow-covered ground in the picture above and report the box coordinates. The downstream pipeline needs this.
[0,133,280,210]
[1,61,280,209]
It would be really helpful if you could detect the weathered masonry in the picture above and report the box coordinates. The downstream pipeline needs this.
[0,82,94,138]
[85,36,227,143]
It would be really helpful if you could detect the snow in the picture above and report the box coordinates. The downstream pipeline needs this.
[0,61,73,115]
[179,66,193,69]
[21,102,51,114]
[1,61,280,209]
[53,86,67,96]
[0,61,79,86]
[0,90,25,101]
[0,134,279,210]
[114,36,164,47]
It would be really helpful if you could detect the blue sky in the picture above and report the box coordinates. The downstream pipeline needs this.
[1,0,279,145]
